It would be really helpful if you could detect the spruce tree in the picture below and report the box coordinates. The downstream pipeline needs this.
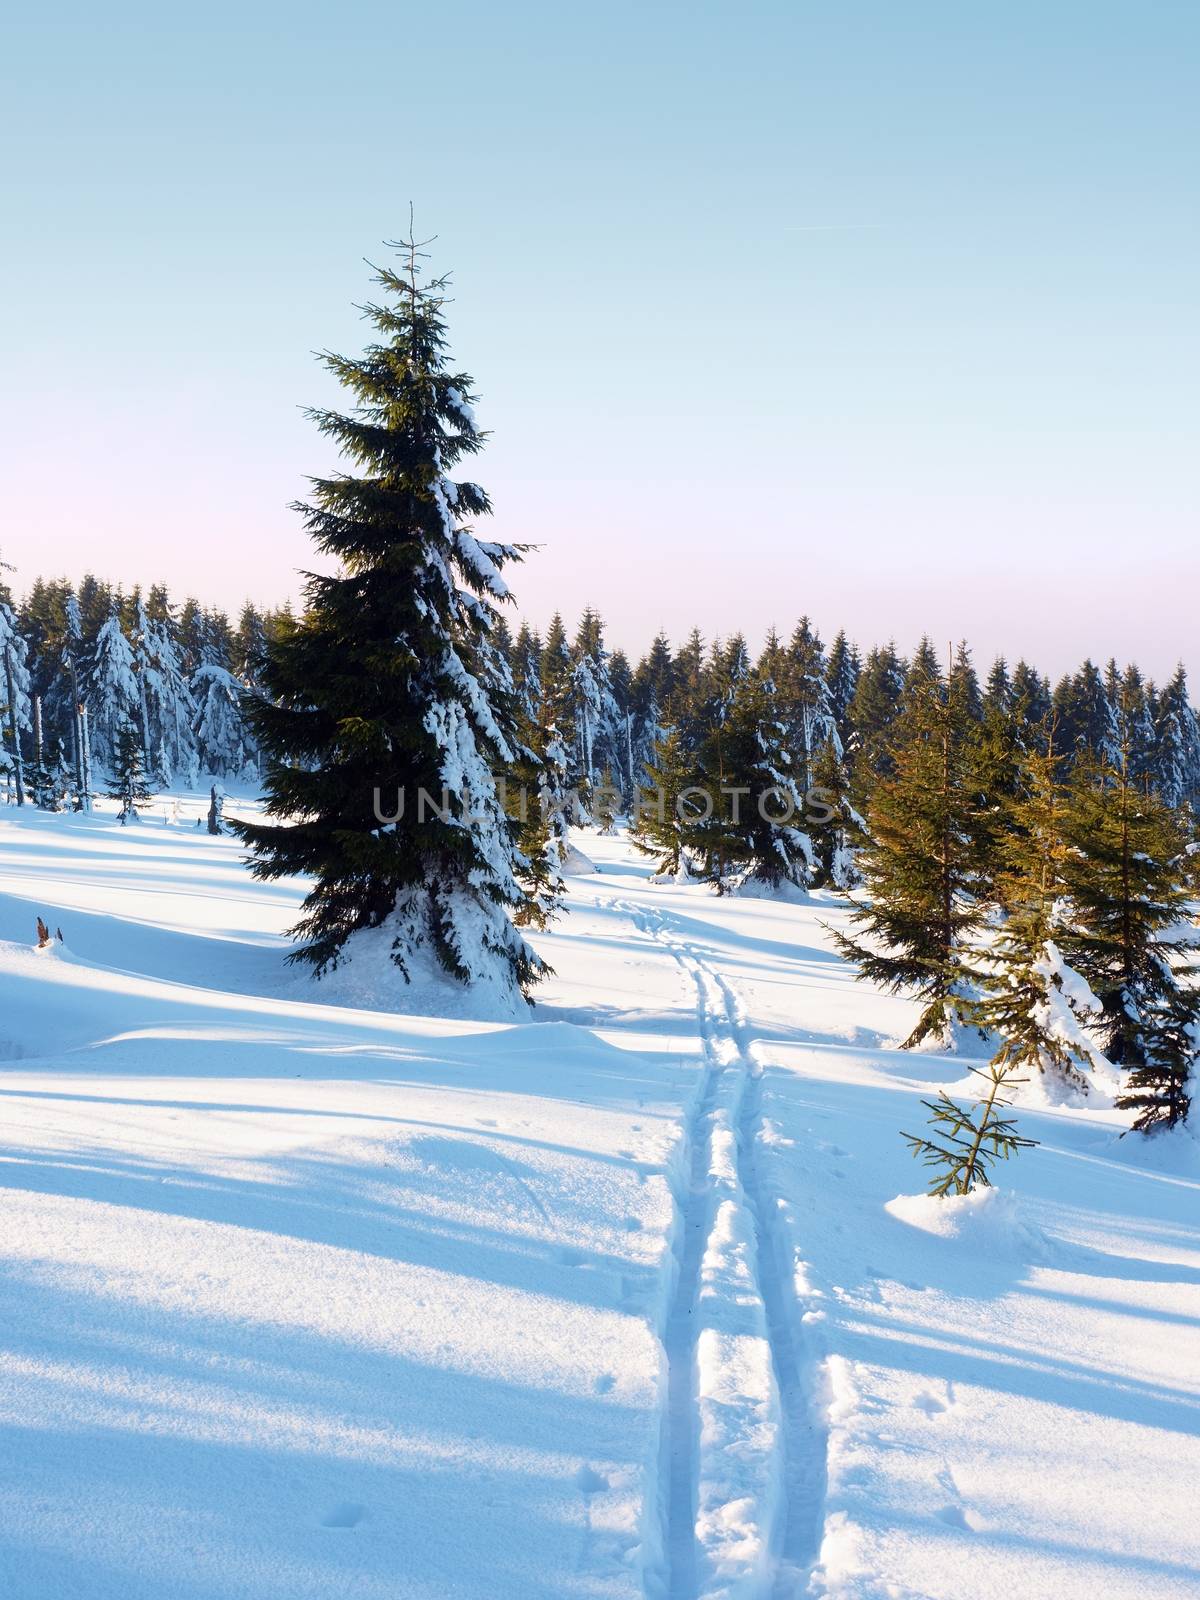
[907,636,941,690]
[539,614,577,804]
[630,726,702,878]
[1152,665,1200,811]
[630,630,676,784]
[569,609,621,810]
[782,616,837,792]
[234,233,544,1005]
[835,668,985,1048]
[983,656,1012,714]
[509,766,565,931]
[695,644,809,892]
[1055,659,1119,767]
[690,636,749,888]
[107,719,151,822]
[504,645,564,930]
[949,641,983,722]
[826,629,860,752]
[192,661,252,776]
[903,1065,1038,1196]
[608,649,635,799]
[969,691,1025,891]
[1116,664,1156,785]
[808,734,863,889]
[28,697,58,810]
[0,592,30,806]
[1117,986,1196,1133]
[1061,745,1196,1071]
[971,733,1101,1094]
[673,627,709,749]
[84,609,139,770]
[847,641,905,797]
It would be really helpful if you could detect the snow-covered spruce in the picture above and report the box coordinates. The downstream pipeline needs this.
[234,234,545,1014]
[0,595,32,803]
[969,735,1111,1101]
[82,609,140,772]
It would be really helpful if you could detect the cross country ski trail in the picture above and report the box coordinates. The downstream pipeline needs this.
[615,896,829,1600]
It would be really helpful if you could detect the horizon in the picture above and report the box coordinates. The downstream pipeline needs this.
[1,555,1192,688]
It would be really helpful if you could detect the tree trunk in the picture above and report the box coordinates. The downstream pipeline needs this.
[79,706,93,813]
[3,644,25,806]
[33,695,44,806]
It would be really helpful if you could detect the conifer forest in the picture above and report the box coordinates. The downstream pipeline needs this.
[4,6,1200,1595]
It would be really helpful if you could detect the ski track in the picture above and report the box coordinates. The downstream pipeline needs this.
[615,895,827,1600]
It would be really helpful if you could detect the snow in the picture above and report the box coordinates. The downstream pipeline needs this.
[2,801,1199,1598]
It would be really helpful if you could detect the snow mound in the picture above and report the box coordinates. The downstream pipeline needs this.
[560,842,597,875]
[0,935,117,1061]
[885,1187,1050,1259]
[301,920,530,1023]
[731,875,810,905]
[474,1018,643,1070]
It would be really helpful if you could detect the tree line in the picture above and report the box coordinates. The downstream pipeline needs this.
[0,570,291,807]
[491,614,1200,899]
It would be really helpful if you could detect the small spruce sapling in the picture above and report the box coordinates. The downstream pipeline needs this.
[903,1065,1038,1196]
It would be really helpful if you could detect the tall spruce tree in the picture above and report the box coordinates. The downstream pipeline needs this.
[782,617,837,792]
[1054,659,1119,767]
[984,656,1012,714]
[950,641,983,722]
[1152,665,1200,812]
[234,233,544,1006]
[84,609,139,770]
[808,734,863,889]
[826,629,860,752]
[835,667,985,1048]
[630,630,676,784]
[1060,744,1197,1073]
[847,641,905,796]
[0,594,31,805]
[971,732,1102,1094]
[1011,660,1052,729]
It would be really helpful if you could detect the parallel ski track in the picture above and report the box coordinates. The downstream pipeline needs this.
[617,895,826,1600]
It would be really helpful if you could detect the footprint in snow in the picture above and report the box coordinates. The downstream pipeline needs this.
[936,1502,984,1532]
[913,1390,947,1415]
[935,1503,969,1530]
[575,1466,609,1495]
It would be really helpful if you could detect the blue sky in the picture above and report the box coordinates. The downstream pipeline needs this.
[2,1,1197,677]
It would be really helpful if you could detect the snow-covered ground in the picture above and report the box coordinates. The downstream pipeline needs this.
[2,797,1198,1599]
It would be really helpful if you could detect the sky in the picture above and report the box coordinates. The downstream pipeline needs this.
[2,1,1197,680]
